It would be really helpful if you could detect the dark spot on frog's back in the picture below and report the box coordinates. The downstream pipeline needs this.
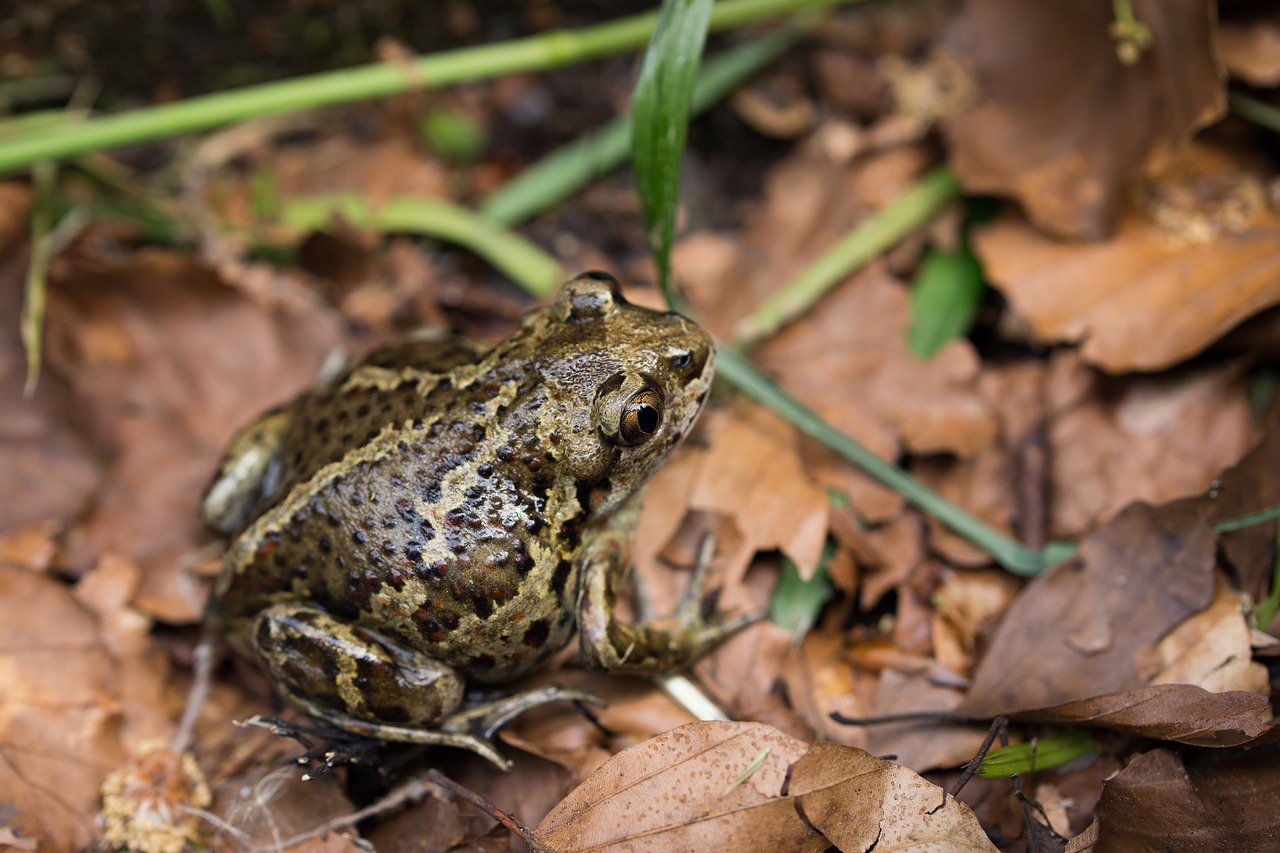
[523,618,551,648]
[550,558,572,598]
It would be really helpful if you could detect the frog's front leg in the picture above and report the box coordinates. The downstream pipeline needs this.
[252,603,592,769]
[201,408,293,535]
[577,496,764,672]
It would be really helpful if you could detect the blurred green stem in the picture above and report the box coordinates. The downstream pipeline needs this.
[280,194,566,296]
[0,0,853,176]
[732,168,961,346]
[1229,91,1280,134]
[716,346,1077,576]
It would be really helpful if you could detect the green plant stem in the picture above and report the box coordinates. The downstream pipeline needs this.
[0,0,853,177]
[481,19,808,227]
[716,345,1075,576]
[280,194,566,296]
[732,167,961,346]
[1229,91,1280,135]
[21,161,55,395]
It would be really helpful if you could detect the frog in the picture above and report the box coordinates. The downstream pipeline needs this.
[201,271,760,769]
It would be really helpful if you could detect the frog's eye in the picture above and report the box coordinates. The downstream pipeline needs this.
[619,389,663,445]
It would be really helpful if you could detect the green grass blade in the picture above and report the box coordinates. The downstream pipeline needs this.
[481,24,805,226]
[976,730,1098,778]
[716,345,1074,576]
[632,0,714,295]
[907,245,984,360]
[0,0,856,177]
[279,194,566,296]
[733,168,961,345]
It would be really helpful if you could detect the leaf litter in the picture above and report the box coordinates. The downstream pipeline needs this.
[4,0,1280,849]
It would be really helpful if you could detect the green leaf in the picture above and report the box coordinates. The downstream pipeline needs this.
[907,245,984,360]
[421,108,488,164]
[769,545,836,639]
[976,730,1098,778]
[631,0,713,294]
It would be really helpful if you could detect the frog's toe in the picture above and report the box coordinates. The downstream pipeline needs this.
[238,714,387,779]
[441,686,604,742]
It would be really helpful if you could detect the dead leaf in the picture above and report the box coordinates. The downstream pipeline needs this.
[1044,352,1255,539]
[863,670,990,774]
[535,720,994,852]
[757,261,998,460]
[961,501,1216,715]
[1011,684,1273,747]
[208,764,360,851]
[1094,745,1280,851]
[0,567,130,850]
[1190,425,1280,599]
[0,252,98,535]
[1218,8,1280,86]
[1150,573,1268,695]
[689,145,934,339]
[686,407,831,581]
[974,142,1280,372]
[941,0,1224,239]
[788,741,997,851]
[44,250,343,620]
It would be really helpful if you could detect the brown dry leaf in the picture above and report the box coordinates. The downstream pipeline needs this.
[1190,425,1280,599]
[0,566,131,849]
[0,182,32,254]
[505,669,699,781]
[757,260,997,460]
[689,145,934,338]
[535,720,994,852]
[1010,684,1272,747]
[863,670,990,774]
[208,764,360,851]
[930,568,1023,678]
[1043,353,1256,538]
[1150,573,1268,695]
[960,501,1216,716]
[1218,9,1280,86]
[0,252,99,535]
[788,742,997,851]
[1093,745,1280,851]
[941,0,1223,240]
[44,250,343,620]
[684,406,830,581]
[975,141,1280,372]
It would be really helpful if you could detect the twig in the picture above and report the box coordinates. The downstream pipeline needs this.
[426,769,555,852]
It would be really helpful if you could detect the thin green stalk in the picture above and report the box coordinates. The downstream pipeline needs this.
[732,168,961,346]
[280,194,566,296]
[21,161,55,395]
[481,21,807,226]
[716,345,1075,576]
[0,0,854,176]
[1229,91,1280,135]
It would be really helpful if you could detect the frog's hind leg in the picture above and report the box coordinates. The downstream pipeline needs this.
[251,603,593,769]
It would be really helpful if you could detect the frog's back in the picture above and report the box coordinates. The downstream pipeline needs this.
[214,335,582,681]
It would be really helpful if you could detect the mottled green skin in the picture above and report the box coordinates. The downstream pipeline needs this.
[203,273,730,747]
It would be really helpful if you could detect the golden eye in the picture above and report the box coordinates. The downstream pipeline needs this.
[619,389,663,445]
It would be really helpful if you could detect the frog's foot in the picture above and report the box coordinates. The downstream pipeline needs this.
[238,714,387,779]
[440,686,604,743]
[581,532,768,673]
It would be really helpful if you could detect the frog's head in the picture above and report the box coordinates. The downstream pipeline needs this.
[538,271,715,515]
